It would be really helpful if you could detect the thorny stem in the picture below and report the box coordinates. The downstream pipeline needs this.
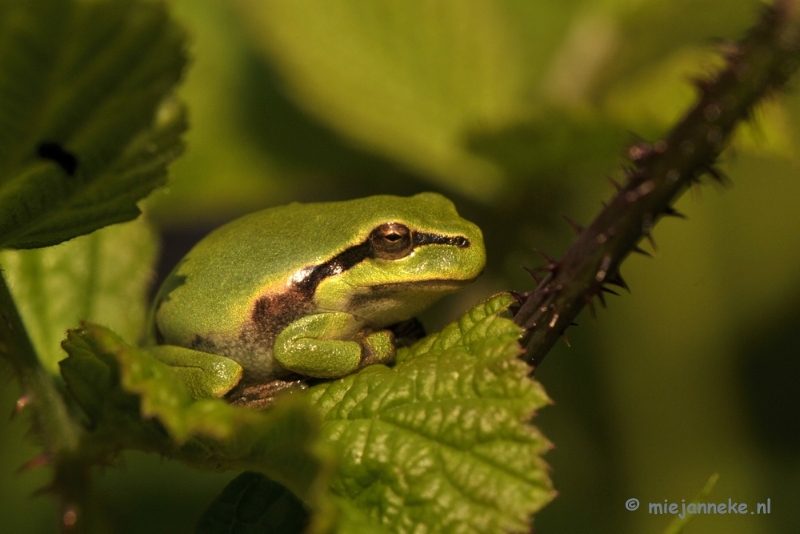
[0,273,89,532]
[515,0,800,368]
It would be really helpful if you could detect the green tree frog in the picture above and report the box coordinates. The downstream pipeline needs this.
[148,193,485,406]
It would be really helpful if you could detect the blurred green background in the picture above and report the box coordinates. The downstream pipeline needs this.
[2,0,799,532]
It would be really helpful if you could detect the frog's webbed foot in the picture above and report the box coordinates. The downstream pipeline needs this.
[225,376,308,409]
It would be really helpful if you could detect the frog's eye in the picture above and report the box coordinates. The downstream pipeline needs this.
[370,222,413,260]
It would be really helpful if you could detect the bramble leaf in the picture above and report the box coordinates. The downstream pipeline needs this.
[0,219,157,375]
[0,218,157,508]
[166,294,554,534]
[307,293,554,534]
[0,0,187,249]
[196,472,310,534]
[59,323,338,531]
[235,0,530,199]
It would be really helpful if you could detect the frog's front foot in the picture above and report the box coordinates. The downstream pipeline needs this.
[273,312,397,378]
[357,329,396,367]
[225,377,309,409]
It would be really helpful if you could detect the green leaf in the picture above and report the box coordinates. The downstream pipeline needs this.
[197,473,398,534]
[308,293,554,534]
[327,495,394,534]
[59,323,338,531]
[467,110,629,181]
[103,294,552,533]
[196,472,309,534]
[0,0,187,249]
[234,0,531,199]
[0,218,157,375]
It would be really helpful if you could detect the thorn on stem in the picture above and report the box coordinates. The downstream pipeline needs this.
[662,205,687,219]
[705,165,729,185]
[606,271,630,292]
[536,249,558,264]
[534,265,559,274]
[18,454,50,473]
[509,291,526,304]
[522,266,543,284]
[644,232,658,252]
[534,250,560,273]
[607,177,623,192]
[561,214,584,235]
[583,294,597,319]
[596,289,608,310]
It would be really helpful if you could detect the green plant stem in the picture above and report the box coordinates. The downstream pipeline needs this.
[515,0,800,368]
[662,473,720,534]
[0,272,82,449]
[0,271,89,532]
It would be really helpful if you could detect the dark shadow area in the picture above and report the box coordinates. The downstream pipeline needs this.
[91,451,238,534]
[736,288,800,534]
[466,113,630,187]
[738,291,800,455]
[150,226,218,303]
[533,326,630,534]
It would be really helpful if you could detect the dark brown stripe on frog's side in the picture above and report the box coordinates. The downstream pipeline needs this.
[244,230,471,345]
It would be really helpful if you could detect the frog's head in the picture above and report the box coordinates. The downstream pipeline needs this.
[312,192,486,326]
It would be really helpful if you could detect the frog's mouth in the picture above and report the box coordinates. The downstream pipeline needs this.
[363,276,479,294]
